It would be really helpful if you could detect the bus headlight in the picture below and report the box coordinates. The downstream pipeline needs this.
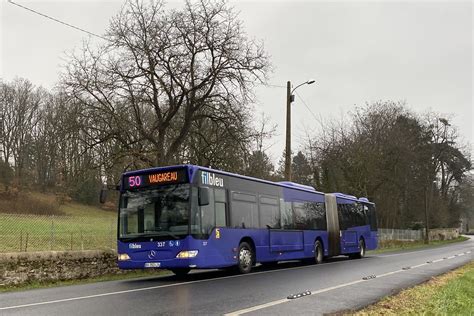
[118,253,131,261]
[176,250,198,259]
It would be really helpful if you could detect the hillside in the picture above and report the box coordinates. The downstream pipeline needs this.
[0,190,117,253]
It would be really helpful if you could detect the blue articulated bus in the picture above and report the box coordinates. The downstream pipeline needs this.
[116,165,377,275]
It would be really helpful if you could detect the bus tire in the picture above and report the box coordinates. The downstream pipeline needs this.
[351,238,366,259]
[314,240,323,264]
[171,268,191,277]
[238,242,254,274]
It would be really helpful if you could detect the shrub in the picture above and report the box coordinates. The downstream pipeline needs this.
[0,192,63,215]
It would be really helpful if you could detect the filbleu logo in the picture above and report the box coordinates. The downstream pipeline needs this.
[129,243,141,249]
[201,171,224,187]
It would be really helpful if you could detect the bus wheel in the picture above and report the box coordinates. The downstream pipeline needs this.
[351,239,366,259]
[358,239,366,258]
[238,242,254,274]
[171,268,191,277]
[314,240,323,264]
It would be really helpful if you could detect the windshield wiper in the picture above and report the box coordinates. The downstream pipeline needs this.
[156,231,180,240]
[120,231,181,242]
[120,236,145,242]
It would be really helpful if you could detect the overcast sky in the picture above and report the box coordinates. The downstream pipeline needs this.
[1,0,472,164]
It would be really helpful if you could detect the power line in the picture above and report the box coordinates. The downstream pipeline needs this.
[264,83,286,88]
[7,0,109,41]
[244,80,286,89]
[294,91,319,122]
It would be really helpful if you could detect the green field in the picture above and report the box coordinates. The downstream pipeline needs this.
[0,202,117,253]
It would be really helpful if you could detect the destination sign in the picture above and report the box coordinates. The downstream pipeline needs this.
[124,168,188,190]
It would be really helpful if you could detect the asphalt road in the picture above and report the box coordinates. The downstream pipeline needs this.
[1,236,472,316]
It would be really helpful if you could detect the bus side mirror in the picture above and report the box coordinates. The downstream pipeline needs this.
[198,187,209,206]
[99,188,108,204]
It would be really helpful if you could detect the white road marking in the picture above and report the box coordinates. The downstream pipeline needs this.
[376,269,404,278]
[224,279,365,316]
[410,263,428,268]
[223,298,291,316]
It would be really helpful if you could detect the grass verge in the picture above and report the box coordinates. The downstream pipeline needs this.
[0,269,170,293]
[353,260,474,315]
[368,236,469,254]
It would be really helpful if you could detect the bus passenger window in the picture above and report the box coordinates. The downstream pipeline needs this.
[280,200,293,229]
[293,202,310,229]
[259,196,280,229]
[338,204,349,230]
[305,202,327,230]
[215,188,227,227]
[216,202,226,227]
[368,204,377,231]
[231,192,258,228]
[215,189,226,202]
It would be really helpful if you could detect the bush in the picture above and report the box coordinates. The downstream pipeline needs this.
[410,222,425,230]
[0,192,63,215]
[69,177,102,206]
[0,160,14,189]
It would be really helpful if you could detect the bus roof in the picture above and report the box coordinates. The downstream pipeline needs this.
[195,165,325,195]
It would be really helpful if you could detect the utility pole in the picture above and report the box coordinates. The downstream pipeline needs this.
[285,81,292,181]
[284,79,316,181]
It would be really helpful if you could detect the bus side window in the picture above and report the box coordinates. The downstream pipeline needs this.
[363,204,370,226]
[215,188,227,227]
[280,199,293,229]
[338,204,348,230]
[259,195,280,229]
[369,204,377,231]
[293,202,307,229]
[306,202,327,230]
[356,203,366,226]
[231,192,258,228]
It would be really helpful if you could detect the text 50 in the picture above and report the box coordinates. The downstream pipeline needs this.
[128,176,142,187]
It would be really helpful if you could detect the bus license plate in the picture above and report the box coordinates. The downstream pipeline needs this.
[145,262,161,268]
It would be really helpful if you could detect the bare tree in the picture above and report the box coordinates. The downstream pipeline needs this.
[62,0,270,167]
[0,78,42,186]
[243,113,276,179]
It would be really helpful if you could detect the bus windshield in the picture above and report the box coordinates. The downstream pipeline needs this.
[119,184,190,241]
